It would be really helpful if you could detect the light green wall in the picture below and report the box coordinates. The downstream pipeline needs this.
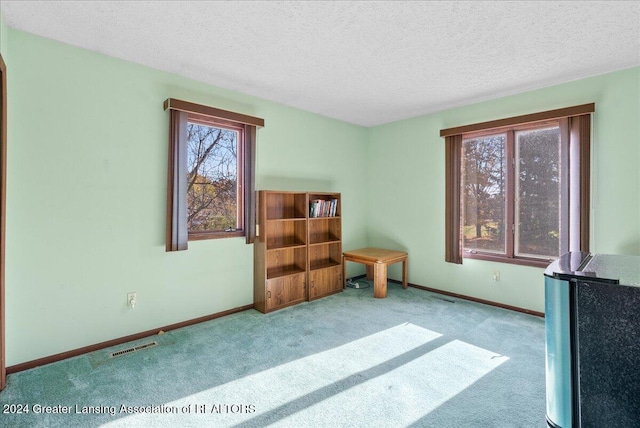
[0,9,7,59]
[4,24,639,366]
[4,29,368,366]
[366,67,640,313]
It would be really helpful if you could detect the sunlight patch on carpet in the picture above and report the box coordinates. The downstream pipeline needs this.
[277,339,509,427]
[101,323,457,427]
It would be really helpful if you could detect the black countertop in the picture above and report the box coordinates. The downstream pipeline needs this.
[544,252,640,287]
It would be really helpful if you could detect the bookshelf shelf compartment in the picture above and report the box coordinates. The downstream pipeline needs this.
[254,190,342,313]
[308,194,340,218]
[308,216,342,246]
[267,266,306,280]
[266,219,307,250]
[310,259,341,271]
[266,193,307,220]
[308,241,341,267]
[267,241,306,251]
[266,247,306,275]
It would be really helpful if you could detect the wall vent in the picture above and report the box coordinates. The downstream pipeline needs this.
[109,341,158,358]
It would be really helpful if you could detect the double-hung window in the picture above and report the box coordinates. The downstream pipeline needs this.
[164,99,264,251]
[443,104,593,267]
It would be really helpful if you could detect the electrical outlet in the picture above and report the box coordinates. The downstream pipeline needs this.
[492,271,500,282]
[127,292,136,308]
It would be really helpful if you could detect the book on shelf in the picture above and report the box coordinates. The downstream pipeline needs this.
[309,199,319,218]
[309,198,338,218]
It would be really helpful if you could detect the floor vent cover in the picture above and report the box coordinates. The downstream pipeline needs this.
[109,341,158,358]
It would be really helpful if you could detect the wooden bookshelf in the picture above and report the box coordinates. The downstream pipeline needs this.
[307,192,342,301]
[254,190,342,313]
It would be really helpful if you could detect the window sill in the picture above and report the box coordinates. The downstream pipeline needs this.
[188,230,245,241]
[463,252,553,268]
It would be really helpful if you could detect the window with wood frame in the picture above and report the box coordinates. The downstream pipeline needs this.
[442,104,593,267]
[186,117,243,234]
[164,99,264,251]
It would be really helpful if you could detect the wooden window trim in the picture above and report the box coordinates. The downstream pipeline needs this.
[576,115,591,251]
[189,230,245,241]
[440,103,594,137]
[444,135,462,264]
[164,98,264,128]
[166,110,188,251]
[443,104,593,266]
[463,252,553,268]
[164,99,262,250]
[505,131,516,258]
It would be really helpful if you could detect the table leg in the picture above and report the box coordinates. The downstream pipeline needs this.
[366,264,374,280]
[402,257,408,289]
[373,262,387,298]
[342,255,346,289]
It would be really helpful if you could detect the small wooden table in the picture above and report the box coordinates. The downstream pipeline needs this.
[342,247,408,298]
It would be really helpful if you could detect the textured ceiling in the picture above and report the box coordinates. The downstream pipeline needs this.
[1,1,639,127]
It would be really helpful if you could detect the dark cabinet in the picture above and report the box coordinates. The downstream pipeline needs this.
[544,252,640,428]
